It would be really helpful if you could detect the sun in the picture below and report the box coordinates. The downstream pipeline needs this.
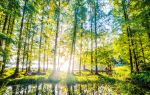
[57,57,69,72]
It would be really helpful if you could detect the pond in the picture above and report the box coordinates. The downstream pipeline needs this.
[1,81,150,95]
[1,82,113,95]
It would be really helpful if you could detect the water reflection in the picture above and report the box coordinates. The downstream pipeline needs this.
[1,82,113,95]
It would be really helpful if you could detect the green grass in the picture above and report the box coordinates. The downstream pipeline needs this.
[0,66,145,85]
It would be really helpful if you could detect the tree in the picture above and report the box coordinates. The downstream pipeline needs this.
[0,0,19,75]
[68,1,79,74]
[53,0,60,73]
[13,0,28,76]
[94,0,98,74]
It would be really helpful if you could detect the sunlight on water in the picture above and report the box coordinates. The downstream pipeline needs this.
[2,83,113,95]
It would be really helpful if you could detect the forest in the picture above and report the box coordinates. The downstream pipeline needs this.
[0,0,150,95]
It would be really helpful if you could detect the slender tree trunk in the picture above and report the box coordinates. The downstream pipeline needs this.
[46,54,49,70]
[79,23,84,75]
[90,9,93,73]
[46,44,49,71]
[43,38,46,72]
[26,18,32,73]
[22,17,30,73]
[0,15,3,29]
[38,13,44,73]
[0,15,11,75]
[122,0,133,73]
[26,37,29,73]
[94,1,98,74]
[22,30,28,72]
[53,0,60,73]
[71,52,75,74]
[71,35,76,74]
[14,0,28,76]
[126,28,133,73]
[57,48,60,71]
[0,14,8,71]
[0,15,8,33]
[139,33,146,64]
[68,7,77,74]
[83,54,85,70]
[79,30,83,75]
[3,16,15,73]
[130,32,139,72]
[28,32,35,72]
[84,48,88,70]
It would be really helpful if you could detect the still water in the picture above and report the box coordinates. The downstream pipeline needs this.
[1,83,112,95]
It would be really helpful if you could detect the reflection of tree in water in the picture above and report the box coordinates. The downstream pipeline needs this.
[67,84,71,95]
[36,83,39,95]
[79,84,84,95]
[12,85,17,95]
[52,83,55,95]
[5,82,116,95]
[22,85,25,95]
[72,85,75,95]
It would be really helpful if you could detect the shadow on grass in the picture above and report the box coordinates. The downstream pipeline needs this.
[0,71,60,86]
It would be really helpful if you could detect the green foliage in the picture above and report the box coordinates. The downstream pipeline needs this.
[0,33,14,43]
[140,63,150,71]
[131,72,150,88]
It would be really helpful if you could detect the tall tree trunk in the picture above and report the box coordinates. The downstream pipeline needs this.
[130,32,139,72]
[22,17,30,72]
[14,0,28,76]
[3,16,15,73]
[0,14,8,71]
[46,44,49,71]
[127,28,133,73]
[43,38,46,72]
[26,35,29,73]
[57,48,60,71]
[68,6,77,74]
[122,0,133,73]
[139,33,146,64]
[53,0,60,73]
[94,1,98,74]
[71,52,75,74]
[90,8,93,73]
[22,29,28,72]
[26,18,32,73]
[83,48,88,70]
[38,12,44,73]
[79,28,83,75]
[28,32,35,72]
[0,15,11,75]
[71,29,76,74]
[0,14,8,33]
